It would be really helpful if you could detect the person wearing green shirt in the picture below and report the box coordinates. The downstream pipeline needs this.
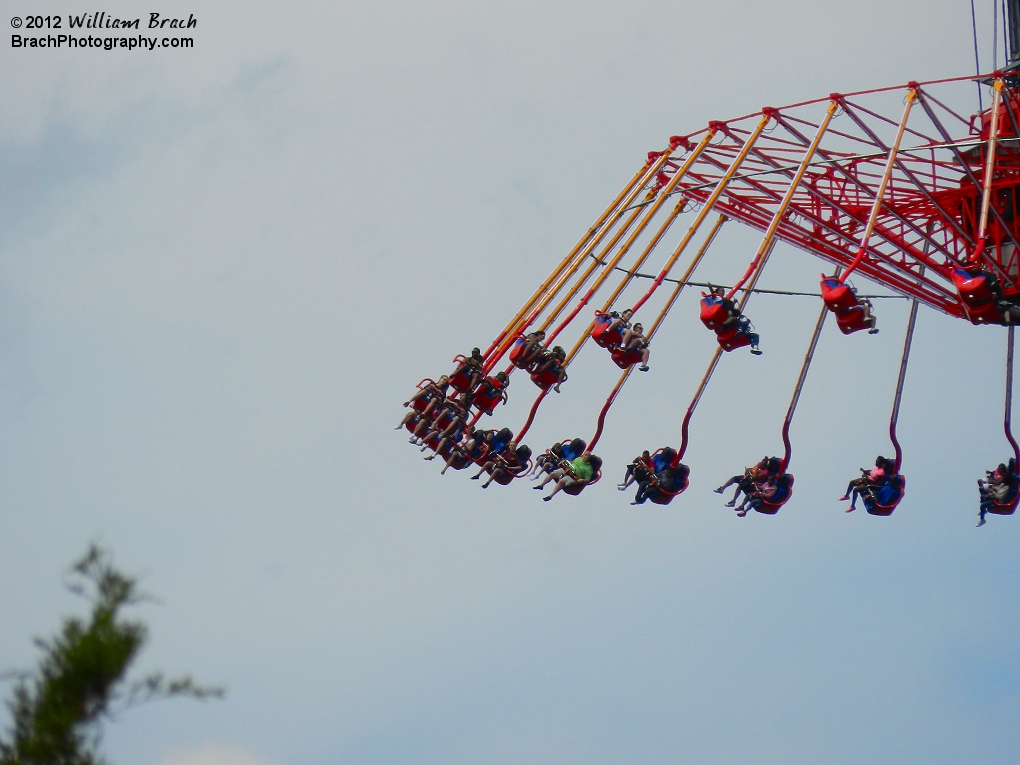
[535,451,598,501]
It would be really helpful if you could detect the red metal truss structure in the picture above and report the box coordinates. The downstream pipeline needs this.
[650,74,1020,318]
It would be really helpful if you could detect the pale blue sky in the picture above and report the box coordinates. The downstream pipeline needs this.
[2,2,1019,764]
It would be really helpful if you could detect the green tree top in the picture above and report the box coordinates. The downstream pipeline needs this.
[1,544,222,765]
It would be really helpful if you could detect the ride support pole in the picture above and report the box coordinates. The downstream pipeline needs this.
[490,198,657,380]
[974,78,1006,261]
[1005,325,1019,464]
[540,130,718,344]
[481,144,682,368]
[559,197,689,367]
[779,272,836,472]
[674,240,775,463]
[726,100,839,301]
[889,273,922,473]
[629,212,728,316]
[587,223,726,450]
[516,388,549,442]
[840,89,916,284]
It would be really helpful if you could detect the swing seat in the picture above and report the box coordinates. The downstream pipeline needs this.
[820,276,859,313]
[449,370,473,393]
[472,379,507,416]
[647,482,689,505]
[647,473,690,505]
[487,458,531,485]
[700,296,731,331]
[561,439,586,461]
[447,442,488,470]
[591,314,624,348]
[410,396,433,414]
[610,346,644,369]
[836,305,872,335]
[952,268,995,304]
[563,469,601,496]
[862,475,905,516]
[717,326,753,351]
[984,484,1019,515]
[963,299,1003,325]
[509,338,541,370]
[530,367,561,390]
[753,476,794,515]
[650,447,677,473]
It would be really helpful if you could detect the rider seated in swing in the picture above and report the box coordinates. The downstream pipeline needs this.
[715,457,769,507]
[533,345,569,392]
[474,443,533,487]
[451,348,485,390]
[439,429,490,475]
[733,472,777,517]
[708,286,762,355]
[420,400,469,459]
[535,451,599,500]
[736,471,792,516]
[396,375,450,430]
[619,450,652,490]
[977,458,1020,526]
[620,322,651,371]
[532,437,588,479]
[473,370,509,409]
[517,330,547,368]
[631,462,688,505]
[839,456,888,513]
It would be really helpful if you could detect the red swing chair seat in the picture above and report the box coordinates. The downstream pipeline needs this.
[610,346,644,369]
[836,305,872,335]
[952,267,996,304]
[591,313,624,348]
[700,296,731,331]
[472,378,507,416]
[820,276,859,313]
[448,356,475,393]
[647,477,690,505]
[985,486,1019,515]
[486,458,532,486]
[716,325,753,351]
[509,338,543,370]
[861,475,906,516]
[751,475,794,515]
[530,366,561,390]
[562,469,601,496]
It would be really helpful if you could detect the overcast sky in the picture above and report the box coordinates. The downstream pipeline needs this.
[3,1,1020,764]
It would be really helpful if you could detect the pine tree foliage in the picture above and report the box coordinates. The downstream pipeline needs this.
[0,545,222,765]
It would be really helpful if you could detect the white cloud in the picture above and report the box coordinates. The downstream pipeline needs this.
[158,743,274,765]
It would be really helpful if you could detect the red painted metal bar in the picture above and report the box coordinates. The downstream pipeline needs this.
[675,239,775,462]
[587,216,728,450]
[480,158,653,364]
[629,214,727,315]
[482,144,682,373]
[1006,326,1019,465]
[974,78,1005,261]
[682,149,961,313]
[915,85,1020,276]
[516,388,549,443]
[542,130,719,347]
[726,101,839,301]
[889,276,922,473]
[779,275,834,472]
[839,89,917,284]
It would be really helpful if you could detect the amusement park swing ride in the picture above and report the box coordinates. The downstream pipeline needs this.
[399,6,1020,524]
